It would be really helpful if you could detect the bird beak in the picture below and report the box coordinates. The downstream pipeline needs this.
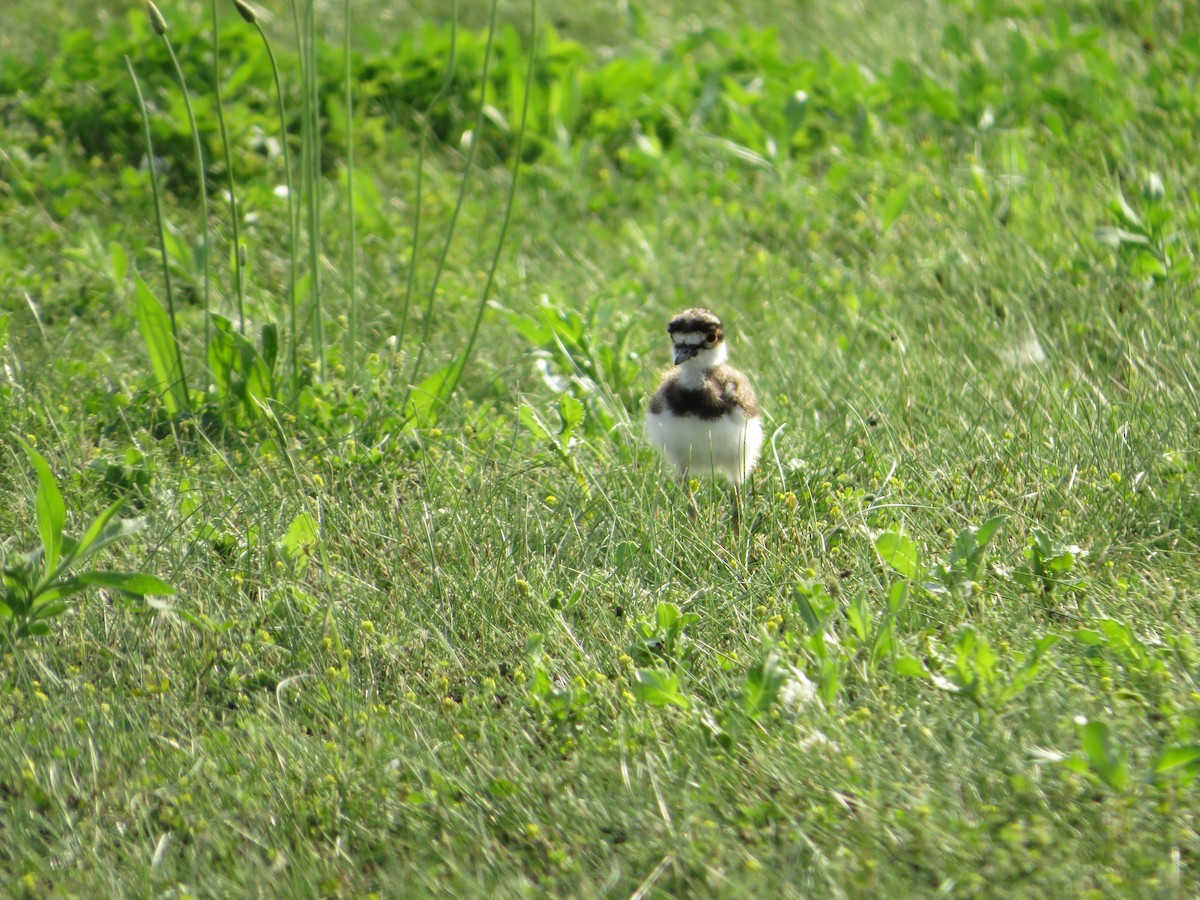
[674,344,698,365]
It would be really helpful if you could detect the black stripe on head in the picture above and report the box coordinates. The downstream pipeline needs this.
[667,308,723,341]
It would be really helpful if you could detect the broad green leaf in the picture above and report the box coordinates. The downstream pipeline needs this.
[632,668,690,708]
[655,602,682,632]
[973,633,997,683]
[176,608,211,632]
[282,513,320,566]
[66,517,148,571]
[1154,745,1200,777]
[404,356,463,427]
[1132,250,1168,279]
[793,581,834,634]
[31,601,69,621]
[260,323,279,373]
[208,314,272,416]
[950,526,979,567]
[75,571,175,596]
[996,633,1060,706]
[847,591,870,644]
[886,580,909,615]
[699,135,773,171]
[870,620,896,667]
[816,655,840,705]
[743,651,787,719]
[1111,186,1145,232]
[29,578,90,606]
[61,497,128,571]
[794,591,822,634]
[1045,550,1077,575]
[975,515,1006,549]
[921,80,959,119]
[135,274,188,415]
[1079,721,1127,789]
[18,439,65,584]
[524,633,545,662]
[894,655,927,678]
[783,89,809,143]
[505,310,554,347]
[881,178,916,233]
[613,541,639,567]
[558,393,584,439]
[1094,226,1149,248]
[1033,633,1062,654]
[161,222,193,275]
[1078,720,1111,768]
[527,666,551,700]
[518,404,551,442]
[875,530,920,579]
[108,242,129,288]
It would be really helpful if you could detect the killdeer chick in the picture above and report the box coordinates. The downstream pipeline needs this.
[645,308,764,528]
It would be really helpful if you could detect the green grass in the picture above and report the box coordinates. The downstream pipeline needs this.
[2,0,1200,895]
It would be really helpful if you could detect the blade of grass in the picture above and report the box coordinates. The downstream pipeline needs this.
[149,0,211,391]
[289,0,324,373]
[232,0,300,399]
[126,55,191,411]
[211,0,246,334]
[396,0,458,355]
[439,0,538,403]
[401,0,497,414]
[344,0,358,384]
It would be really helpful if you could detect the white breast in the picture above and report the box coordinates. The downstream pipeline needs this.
[645,408,764,485]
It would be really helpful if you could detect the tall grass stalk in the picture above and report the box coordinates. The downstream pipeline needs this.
[232,0,300,398]
[344,0,358,384]
[440,0,538,401]
[290,0,324,373]
[402,0,498,414]
[396,0,458,355]
[148,0,212,388]
[125,55,191,408]
[210,0,247,334]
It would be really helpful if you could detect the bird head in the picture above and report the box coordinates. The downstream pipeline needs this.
[668,308,728,368]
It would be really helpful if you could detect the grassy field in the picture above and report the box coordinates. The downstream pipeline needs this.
[2,0,1199,895]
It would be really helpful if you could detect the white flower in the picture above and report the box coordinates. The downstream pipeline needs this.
[798,729,833,751]
[779,668,817,712]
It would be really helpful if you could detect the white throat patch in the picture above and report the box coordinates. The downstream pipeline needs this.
[675,341,728,387]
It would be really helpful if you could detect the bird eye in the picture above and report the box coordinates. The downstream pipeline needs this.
[707,331,717,343]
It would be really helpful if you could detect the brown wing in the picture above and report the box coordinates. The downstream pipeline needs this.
[711,364,760,417]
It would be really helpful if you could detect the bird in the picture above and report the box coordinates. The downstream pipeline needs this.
[645,308,764,528]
